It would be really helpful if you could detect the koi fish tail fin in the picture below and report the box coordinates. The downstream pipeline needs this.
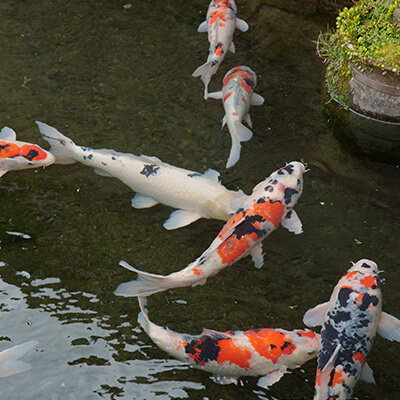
[137,296,152,334]
[192,61,214,99]
[226,121,253,168]
[35,121,77,165]
[0,340,38,378]
[114,261,172,297]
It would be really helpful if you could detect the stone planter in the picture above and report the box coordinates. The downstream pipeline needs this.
[349,62,400,123]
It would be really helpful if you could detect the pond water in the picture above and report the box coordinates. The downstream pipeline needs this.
[0,1,399,399]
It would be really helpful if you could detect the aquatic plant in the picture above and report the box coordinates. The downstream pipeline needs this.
[317,0,400,105]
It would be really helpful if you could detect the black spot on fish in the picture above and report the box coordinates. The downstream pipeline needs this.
[361,262,371,269]
[264,185,274,192]
[281,341,294,352]
[283,164,294,174]
[211,60,219,67]
[188,173,202,178]
[88,154,93,160]
[257,197,266,204]
[271,179,278,185]
[184,337,220,366]
[285,210,293,219]
[243,77,255,90]
[270,344,276,349]
[112,156,117,160]
[0,144,10,150]
[284,187,298,205]
[277,169,285,175]
[269,199,281,204]
[140,164,160,177]
[358,293,379,311]
[23,149,39,161]
[101,161,107,166]
[297,179,301,185]
[338,287,353,307]
[329,310,351,324]
[233,214,266,240]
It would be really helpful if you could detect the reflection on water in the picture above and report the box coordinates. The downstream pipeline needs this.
[0,0,399,399]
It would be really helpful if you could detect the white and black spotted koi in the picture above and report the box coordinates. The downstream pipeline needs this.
[192,0,249,98]
[208,66,264,168]
[303,259,400,400]
[36,121,244,230]
[137,297,320,387]
[114,162,305,298]
[0,126,54,177]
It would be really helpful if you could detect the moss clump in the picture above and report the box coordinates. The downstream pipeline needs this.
[317,0,400,105]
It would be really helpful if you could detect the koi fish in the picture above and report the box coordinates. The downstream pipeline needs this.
[0,127,55,177]
[114,161,305,297]
[0,341,38,378]
[303,259,400,400]
[36,121,244,230]
[192,0,249,98]
[208,66,265,168]
[137,297,319,387]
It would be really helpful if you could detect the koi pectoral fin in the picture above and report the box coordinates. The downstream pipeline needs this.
[163,210,202,230]
[197,20,208,32]
[303,301,329,327]
[236,18,249,32]
[377,311,400,342]
[250,242,264,269]
[281,209,303,235]
[257,367,288,388]
[131,193,159,209]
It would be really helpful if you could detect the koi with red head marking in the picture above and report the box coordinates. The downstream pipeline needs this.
[303,259,400,400]
[114,162,305,298]
[192,0,249,99]
[137,297,320,387]
[0,126,55,177]
[208,66,264,168]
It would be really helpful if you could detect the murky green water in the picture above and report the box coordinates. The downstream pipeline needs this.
[0,1,399,399]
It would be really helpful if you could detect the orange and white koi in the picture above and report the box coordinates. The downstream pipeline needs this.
[192,0,249,98]
[137,297,319,387]
[36,121,244,230]
[208,66,264,168]
[0,127,55,177]
[0,341,38,378]
[114,162,305,298]
[303,259,400,400]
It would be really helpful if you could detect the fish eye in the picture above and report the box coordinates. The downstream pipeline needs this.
[307,350,315,355]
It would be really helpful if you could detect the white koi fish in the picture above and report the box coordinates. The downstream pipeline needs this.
[137,297,319,387]
[36,121,244,230]
[114,162,305,298]
[303,259,400,400]
[208,66,265,168]
[0,127,55,177]
[192,0,249,98]
[0,341,38,378]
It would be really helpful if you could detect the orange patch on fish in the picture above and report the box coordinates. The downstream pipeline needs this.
[353,352,365,364]
[216,339,252,369]
[20,144,48,161]
[0,141,20,158]
[240,80,252,94]
[343,271,357,280]
[244,329,296,364]
[223,92,232,103]
[330,370,344,386]
[192,268,202,275]
[360,275,378,289]
[295,330,317,339]
[217,201,285,264]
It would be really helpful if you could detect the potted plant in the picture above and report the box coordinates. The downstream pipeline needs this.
[318,0,400,122]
